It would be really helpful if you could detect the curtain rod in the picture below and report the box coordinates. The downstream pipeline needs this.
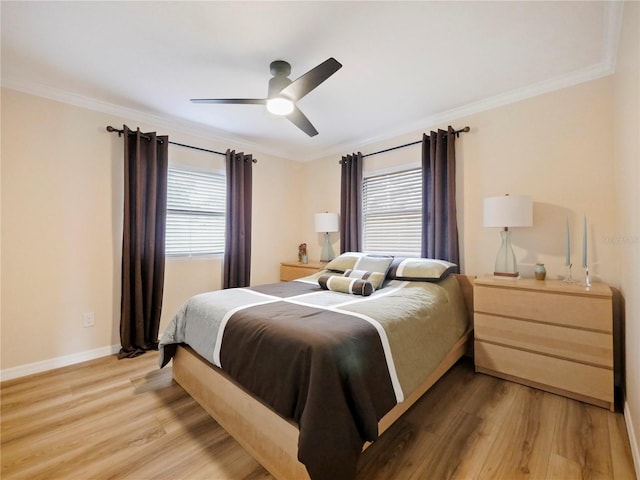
[105,126,258,163]
[340,126,470,162]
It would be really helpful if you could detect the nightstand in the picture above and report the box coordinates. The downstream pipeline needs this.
[280,261,324,281]
[473,277,614,410]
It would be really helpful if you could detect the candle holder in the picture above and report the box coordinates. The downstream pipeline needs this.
[563,264,574,283]
[582,266,591,288]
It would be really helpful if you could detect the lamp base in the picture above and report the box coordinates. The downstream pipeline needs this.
[493,229,519,278]
[320,232,335,263]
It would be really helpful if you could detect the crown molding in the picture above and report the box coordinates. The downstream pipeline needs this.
[313,58,615,162]
[0,55,615,164]
[1,2,624,164]
[0,74,292,161]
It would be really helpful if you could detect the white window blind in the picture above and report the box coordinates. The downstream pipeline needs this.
[165,167,226,256]
[363,168,422,256]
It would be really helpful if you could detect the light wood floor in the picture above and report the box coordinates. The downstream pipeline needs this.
[1,352,636,480]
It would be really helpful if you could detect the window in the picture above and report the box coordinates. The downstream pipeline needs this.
[165,166,226,256]
[362,167,422,256]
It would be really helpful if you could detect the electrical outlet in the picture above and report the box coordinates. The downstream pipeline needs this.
[83,312,95,328]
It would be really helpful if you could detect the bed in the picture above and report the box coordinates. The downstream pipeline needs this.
[159,253,475,480]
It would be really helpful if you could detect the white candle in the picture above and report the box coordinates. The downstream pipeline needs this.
[582,215,587,268]
[565,217,571,266]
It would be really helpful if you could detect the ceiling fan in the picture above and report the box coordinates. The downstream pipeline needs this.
[191,57,342,137]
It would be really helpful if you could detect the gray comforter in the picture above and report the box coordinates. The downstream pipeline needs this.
[159,274,468,480]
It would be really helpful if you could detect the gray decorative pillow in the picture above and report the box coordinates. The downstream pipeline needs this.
[386,258,458,281]
[323,252,367,272]
[324,253,393,288]
[352,255,393,278]
[318,274,374,296]
[343,269,386,290]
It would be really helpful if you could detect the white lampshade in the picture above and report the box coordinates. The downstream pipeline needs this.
[315,212,339,233]
[483,195,533,228]
[483,194,532,278]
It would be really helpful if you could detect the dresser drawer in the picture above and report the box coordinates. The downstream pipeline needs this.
[280,262,322,281]
[474,313,613,367]
[475,342,613,405]
[474,285,612,332]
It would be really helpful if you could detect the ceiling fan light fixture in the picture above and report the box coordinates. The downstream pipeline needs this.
[190,57,341,136]
[266,97,294,116]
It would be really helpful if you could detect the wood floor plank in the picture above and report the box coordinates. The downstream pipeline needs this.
[608,413,637,479]
[355,356,484,480]
[1,353,635,480]
[477,384,561,479]
[408,410,484,480]
[552,396,614,478]
[402,356,481,435]
[0,378,74,424]
[546,452,590,480]
[356,418,438,480]
[449,373,519,480]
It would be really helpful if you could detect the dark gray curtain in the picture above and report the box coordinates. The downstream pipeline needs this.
[340,152,363,253]
[119,126,168,359]
[223,149,253,288]
[421,127,459,264]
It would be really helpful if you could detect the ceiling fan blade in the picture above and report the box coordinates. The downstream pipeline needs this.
[190,98,266,105]
[279,57,342,101]
[287,106,318,137]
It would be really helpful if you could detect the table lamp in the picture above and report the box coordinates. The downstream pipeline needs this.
[483,194,532,277]
[315,212,339,262]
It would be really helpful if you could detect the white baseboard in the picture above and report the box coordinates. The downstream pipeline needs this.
[625,400,640,478]
[0,344,121,382]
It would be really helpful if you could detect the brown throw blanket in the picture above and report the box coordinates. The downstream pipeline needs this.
[160,281,397,480]
[222,298,397,480]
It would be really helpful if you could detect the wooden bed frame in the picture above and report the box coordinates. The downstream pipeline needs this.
[171,274,475,480]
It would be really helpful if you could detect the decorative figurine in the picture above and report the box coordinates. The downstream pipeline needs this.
[298,243,308,264]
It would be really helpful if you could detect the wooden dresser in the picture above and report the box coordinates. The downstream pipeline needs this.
[473,276,614,410]
[279,261,324,281]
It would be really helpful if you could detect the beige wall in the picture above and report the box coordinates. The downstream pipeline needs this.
[1,88,301,371]
[613,0,640,466]
[2,91,123,369]
[303,78,619,284]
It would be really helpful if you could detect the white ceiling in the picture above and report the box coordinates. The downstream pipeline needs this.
[1,1,622,161]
